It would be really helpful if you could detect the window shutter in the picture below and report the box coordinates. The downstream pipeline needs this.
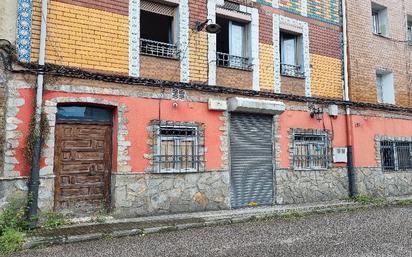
[141,1,176,17]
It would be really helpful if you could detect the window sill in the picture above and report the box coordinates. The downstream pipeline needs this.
[372,32,391,40]
[292,168,330,171]
[217,64,253,72]
[280,74,306,79]
[151,169,204,174]
[382,169,412,173]
[140,52,180,61]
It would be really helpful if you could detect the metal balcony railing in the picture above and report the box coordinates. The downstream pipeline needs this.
[281,63,305,78]
[140,38,179,59]
[216,52,251,70]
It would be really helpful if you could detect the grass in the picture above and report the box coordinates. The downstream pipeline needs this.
[0,196,30,254]
[351,195,386,205]
[42,212,66,229]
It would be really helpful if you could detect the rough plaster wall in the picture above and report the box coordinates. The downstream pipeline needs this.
[0,0,18,44]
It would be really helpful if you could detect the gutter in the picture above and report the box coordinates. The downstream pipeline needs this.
[341,0,358,197]
[27,0,48,227]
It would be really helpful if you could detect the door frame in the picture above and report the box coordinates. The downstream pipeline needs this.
[53,119,113,213]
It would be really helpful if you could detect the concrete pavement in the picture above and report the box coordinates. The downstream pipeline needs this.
[11,205,412,257]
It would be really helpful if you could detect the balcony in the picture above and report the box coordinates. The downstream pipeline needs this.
[216,52,251,70]
[140,38,179,59]
[280,63,305,78]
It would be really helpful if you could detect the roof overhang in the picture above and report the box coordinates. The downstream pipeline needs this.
[227,97,286,115]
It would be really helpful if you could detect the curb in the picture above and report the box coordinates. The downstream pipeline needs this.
[23,199,410,250]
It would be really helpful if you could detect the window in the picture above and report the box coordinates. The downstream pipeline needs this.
[371,3,388,36]
[407,17,412,44]
[216,16,250,70]
[292,131,330,170]
[56,106,112,123]
[376,71,395,104]
[153,126,202,173]
[140,1,178,58]
[380,141,412,171]
[280,31,304,78]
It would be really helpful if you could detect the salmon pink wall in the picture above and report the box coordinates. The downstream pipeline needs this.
[278,110,348,169]
[14,90,225,176]
[14,88,35,176]
[351,115,412,167]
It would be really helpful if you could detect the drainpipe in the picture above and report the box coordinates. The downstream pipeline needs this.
[27,0,48,227]
[341,0,358,197]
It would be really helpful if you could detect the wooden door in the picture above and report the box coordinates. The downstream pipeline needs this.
[54,123,112,214]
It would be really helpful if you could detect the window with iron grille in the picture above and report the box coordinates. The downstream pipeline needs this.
[216,16,251,70]
[380,141,412,171]
[153,125,203,173]
[407,19,412,44]
[292,131,331,170]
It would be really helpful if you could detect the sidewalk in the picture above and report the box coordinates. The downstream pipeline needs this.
[24,198,410,249]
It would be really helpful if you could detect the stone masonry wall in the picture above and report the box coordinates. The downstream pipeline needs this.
[356,168,412,197]
[276,168,349,205]
[0,82,5,174]
[111,171,230,218]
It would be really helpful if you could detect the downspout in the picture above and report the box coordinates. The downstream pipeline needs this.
[341,0,357,197]
[27,0,48,227]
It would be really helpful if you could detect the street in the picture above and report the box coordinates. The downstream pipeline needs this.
[11,206,412,257]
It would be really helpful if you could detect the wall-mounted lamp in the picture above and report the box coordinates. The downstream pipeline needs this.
[195,19,222,34]
[309,104,324,121]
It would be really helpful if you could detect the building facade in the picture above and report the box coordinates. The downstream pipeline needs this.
[0,0,410,217]
[345,0,412,196]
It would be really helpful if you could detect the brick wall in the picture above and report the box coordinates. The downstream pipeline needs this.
[216,67,253,90]
[140,56,181,82]
[280,76,306,96]
[31,0,129,74]
[346,0,412,107]
[24,0,345,100]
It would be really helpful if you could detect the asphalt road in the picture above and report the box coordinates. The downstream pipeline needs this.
[11,206,412,257]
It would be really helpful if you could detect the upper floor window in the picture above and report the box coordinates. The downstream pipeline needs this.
[292,131,331,170]
[280,31,304,78]
[371,2,389,37]
[376,71,395,104]
[140,1,178,59]
[407,16,412,44]
[380,140,412,172]
[216,16,251,70]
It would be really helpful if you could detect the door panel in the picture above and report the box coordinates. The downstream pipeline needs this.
[54,123,112,214]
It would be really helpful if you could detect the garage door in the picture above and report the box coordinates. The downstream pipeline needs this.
[230,113,274,208]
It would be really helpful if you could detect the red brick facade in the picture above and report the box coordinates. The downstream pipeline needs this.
[346,0,412,107]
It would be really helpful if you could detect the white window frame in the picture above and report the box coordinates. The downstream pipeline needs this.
[371,3,389,36]
[155,126,199,173]
[376,71,395,104]
[407,18,412,43]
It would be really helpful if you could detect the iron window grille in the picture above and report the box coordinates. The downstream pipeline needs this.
[408,22,412,44]
[140,38,179,59]
[380,140,412,172]
[217,52,251,70]
[293,131,331,170]
[281,63,305,78]
[153,125,203,173]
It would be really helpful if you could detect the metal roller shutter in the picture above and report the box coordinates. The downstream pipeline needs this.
[141,1,176,16]
[230,113,274,208]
